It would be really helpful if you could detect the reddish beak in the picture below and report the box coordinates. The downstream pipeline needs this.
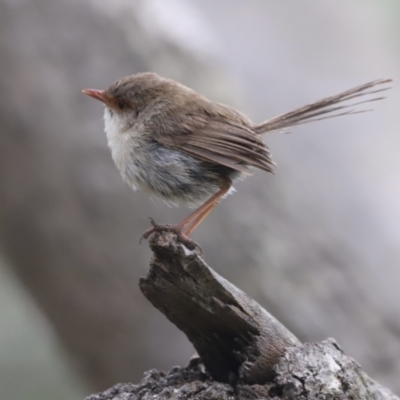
[82,88,108,104]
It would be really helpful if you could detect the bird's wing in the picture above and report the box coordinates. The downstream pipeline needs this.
[153,112,275,174]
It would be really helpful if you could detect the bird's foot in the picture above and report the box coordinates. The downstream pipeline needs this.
[140,217,203,254]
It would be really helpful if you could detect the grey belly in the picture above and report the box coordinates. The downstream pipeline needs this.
[124,140,239,207]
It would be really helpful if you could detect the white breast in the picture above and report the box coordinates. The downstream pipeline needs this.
[103,108,144,191]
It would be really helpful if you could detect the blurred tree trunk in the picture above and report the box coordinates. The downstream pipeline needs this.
[0,0,226,389]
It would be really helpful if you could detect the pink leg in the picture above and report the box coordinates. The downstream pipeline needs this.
[140,181,231,251]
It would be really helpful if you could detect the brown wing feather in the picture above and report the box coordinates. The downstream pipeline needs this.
[154,111,275,174]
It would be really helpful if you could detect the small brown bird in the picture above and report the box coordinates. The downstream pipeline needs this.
[83,73,390,248]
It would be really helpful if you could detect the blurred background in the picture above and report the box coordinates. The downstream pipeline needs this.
[1,0,399,399]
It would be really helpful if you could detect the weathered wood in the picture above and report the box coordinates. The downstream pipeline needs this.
[87,340,399,400]
[139,231,300,384]
[86,233,398,399]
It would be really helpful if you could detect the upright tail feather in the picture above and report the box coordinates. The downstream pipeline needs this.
[254,79,392,135]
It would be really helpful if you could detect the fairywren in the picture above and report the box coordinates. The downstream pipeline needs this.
[83,73,390,248]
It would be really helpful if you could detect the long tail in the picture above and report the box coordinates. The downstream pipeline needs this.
[254,79,392,134]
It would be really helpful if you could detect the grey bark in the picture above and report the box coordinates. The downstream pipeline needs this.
[86,343,398,400]
[87,232,398,400]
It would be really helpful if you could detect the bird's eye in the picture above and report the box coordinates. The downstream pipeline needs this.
[118,100,126,110]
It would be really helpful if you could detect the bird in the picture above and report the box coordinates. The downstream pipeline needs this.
[82,73,391,249]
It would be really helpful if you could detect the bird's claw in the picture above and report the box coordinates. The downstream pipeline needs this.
[140,217,203,254]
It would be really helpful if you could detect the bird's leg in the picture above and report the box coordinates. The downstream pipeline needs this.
[178,184,230,233]
[140,181,231,252]
[183,196,223,236]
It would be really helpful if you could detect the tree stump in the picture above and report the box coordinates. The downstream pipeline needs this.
[86,232,398,399]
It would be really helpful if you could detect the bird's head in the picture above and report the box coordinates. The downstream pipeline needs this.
[82,72,171,137]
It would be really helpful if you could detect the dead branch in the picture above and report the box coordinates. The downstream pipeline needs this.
[87,232,398,399]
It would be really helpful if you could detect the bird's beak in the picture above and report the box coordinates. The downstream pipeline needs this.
[82,88,109,104]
